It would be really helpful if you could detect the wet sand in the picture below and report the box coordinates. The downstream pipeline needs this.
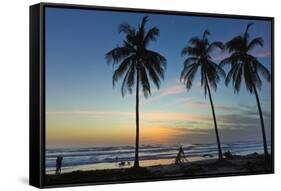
[46,156,206,174]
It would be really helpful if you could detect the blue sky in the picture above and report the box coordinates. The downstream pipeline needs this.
[45,7,272,148]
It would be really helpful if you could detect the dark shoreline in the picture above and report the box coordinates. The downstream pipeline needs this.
[45,153,272,185]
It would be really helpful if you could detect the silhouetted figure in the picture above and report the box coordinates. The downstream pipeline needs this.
[118,161,125,168]
[55,156,63,175]
[175,146,188,165]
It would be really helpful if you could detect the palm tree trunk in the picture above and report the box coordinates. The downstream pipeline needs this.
[206,80,223,160]
[253,86,269,161]
[134,67,140,168]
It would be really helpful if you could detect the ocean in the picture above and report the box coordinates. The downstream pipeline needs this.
[45,141,271,174]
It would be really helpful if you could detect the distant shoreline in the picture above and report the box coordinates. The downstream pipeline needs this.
[45,153,272,185]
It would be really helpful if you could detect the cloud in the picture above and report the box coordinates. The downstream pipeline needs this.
[47,101,272,145]
[217,106,271,131]
[47,110,211,123]
[140,82,187,105]
[47,111,133,117]
[158,83,186,96]
[218,113,259,128]
[139,80,203,106]
[165,104,272,144]
[169,98,237,112]
[47,102,271,130]
[47,102,271,132]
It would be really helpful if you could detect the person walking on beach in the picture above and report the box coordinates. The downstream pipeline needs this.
[55,156,63,175]
[175,146,188,165]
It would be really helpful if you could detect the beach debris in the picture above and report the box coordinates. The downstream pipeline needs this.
[118,161,131,168]
[175,146,188,165]
[118,161,126,167]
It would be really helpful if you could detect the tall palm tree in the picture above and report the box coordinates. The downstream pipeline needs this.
[105,16,167,168]
[220,23,271,160]
[180,30,225,160]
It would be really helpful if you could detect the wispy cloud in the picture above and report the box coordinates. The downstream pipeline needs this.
[47,110,211,123]
[185,100,238,111]
[47,101,272,145]
[139,80,203,106]
[48,106,269,129]
[47,110,132,117]
[158,83,186,96]
[164,97,237,112]
[140,82,187,105]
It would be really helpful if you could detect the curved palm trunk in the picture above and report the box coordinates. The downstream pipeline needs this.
[253,86,269,161]
[134,68,140,168]
[206,80,223,160]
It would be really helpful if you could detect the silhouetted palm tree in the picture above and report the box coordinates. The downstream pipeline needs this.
[180,30,225,160]
[220,23,271,160]
[105,16,167,168]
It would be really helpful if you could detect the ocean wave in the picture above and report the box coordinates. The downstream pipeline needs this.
[45,141,271,168]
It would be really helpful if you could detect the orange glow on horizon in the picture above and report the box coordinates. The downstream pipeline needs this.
[46,110,211,148]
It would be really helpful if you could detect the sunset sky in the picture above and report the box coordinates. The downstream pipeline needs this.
[45,7,272,149]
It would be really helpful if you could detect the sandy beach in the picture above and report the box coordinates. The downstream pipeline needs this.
[45,153,272,185]
[46,156,207,175]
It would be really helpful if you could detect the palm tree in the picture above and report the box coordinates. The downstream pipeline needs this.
[180,30,225,160]
[105,16,167,168]
[220,23,271,161]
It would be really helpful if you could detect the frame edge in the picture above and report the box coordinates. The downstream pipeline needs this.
[29,3,44,188]
[31,2,275,188]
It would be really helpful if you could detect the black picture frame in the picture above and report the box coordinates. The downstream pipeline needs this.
[30,2,274,188]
